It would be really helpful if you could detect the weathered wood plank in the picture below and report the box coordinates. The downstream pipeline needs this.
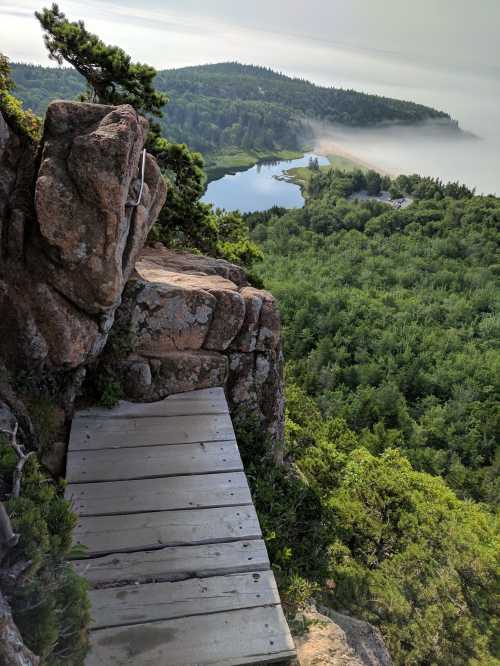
[89,571,279,629]
[67,440,242,483]
[69,413,235,451]
[66,473,251,516]
[73,506,262,557]
[86,606,296,666]
[67,389,295,664]
[77,388,227,419]
[73,540,270,587]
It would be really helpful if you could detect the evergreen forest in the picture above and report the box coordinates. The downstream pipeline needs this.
[239,168,500,665]
[10,61,456,175]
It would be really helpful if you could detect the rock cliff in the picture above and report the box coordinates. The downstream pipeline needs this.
[0,100,284,447]
[110,246,284,448]
[0,101,166,372]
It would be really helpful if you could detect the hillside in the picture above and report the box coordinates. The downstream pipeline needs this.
[243,170,500,664]
[250,170,498,506]
[10,61,456,176]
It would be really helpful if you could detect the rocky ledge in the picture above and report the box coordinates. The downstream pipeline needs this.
[0,101,167,371]
[295,605,392,666]
[110,246,284,453]
[0,100,284,449]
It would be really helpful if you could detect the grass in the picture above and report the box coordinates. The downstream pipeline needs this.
[204,147,305,182]
[326,153,369,172]
[285,153,371,196]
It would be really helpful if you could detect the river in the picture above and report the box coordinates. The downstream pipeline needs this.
[202,153,329,212]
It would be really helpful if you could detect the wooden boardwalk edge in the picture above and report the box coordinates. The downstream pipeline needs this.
[66,387,296,665]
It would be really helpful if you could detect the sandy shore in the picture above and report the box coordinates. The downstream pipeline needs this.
[315,139,395,176]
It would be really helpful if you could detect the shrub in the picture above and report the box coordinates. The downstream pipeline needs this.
[1,443,90,664]
[0,53,42,141]
[235,386,500,665]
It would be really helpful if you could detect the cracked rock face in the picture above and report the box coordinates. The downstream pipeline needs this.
[0,102,167,371]
[0,102,284,450]
[113,246,285,450]
[34,102,166,314]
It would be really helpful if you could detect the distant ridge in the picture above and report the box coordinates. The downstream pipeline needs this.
[11,61,457,157]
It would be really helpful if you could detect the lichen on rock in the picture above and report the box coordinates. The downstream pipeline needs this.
[109,245,285,451]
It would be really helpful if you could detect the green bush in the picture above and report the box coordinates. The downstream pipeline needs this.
[0,53,41,141]
[234,414,328,614]
[1,443,90,664]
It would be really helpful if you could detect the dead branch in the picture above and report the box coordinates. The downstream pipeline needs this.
[1,423,35,498]
[0,501,19,563]
[0,558,32,588]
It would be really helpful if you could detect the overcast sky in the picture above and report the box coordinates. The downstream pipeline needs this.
[1,1,498,192]
[1,1,499,138]
[1,0,498,78]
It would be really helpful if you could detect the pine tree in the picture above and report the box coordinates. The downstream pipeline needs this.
[35,4,167,116]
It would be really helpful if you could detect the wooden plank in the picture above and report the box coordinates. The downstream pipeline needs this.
[73,506,262,557]
[89,571,280,629]
[77,388,227,419]
[69,413,235,451]
[66,473,251,516]
[86,606,296,666]
[66,441,242,483]
[73,540,270,587]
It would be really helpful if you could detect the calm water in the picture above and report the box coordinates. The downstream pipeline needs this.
[202,153,329,212]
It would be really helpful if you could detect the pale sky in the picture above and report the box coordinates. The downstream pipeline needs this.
[1,0,498,81]
[1,1,499,192]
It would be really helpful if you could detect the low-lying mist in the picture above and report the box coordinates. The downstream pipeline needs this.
[304,65,500,196]
[311,120,499,195]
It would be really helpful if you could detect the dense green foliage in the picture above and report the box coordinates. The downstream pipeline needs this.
[10,61,454,160]
[149,138,261,264]
[0,54,41,140]
[1,441,89,664]
[236,388,499,665]
[241,174,500,660]
[251,172,499,506]
[35,4,167,115]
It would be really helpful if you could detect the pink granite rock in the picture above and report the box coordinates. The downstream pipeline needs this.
[114,247,284,449]
[0,103,167,370]
[34,102,167,314]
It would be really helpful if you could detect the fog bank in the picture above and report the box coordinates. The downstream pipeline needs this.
[2,1,498,193]
[312,120,498,194]
[309,68,500,196]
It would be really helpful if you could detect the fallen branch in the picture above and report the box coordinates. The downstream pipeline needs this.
[1,424,35,497]
[0,558,32,587]
[0,415,41,664]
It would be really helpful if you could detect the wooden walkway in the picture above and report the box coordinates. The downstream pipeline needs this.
[66,388,296,666]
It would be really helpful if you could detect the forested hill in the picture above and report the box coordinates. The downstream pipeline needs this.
[11,61,455,157]
[243,171,499,664]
